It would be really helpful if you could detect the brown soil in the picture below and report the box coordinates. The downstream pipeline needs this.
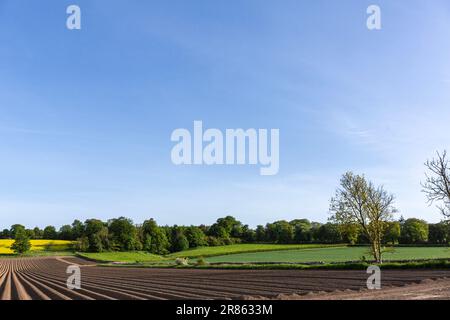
[0,257,449,300]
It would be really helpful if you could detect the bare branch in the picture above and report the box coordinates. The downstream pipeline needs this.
[422,151,450,219]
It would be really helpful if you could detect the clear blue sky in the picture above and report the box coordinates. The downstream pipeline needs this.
[1,0,450,228]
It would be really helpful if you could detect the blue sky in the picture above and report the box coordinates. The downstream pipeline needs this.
[1,0,450,228]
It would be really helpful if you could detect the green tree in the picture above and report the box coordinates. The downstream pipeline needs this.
[59,225,74,240]
[0,229,10,239]
[71,220,85,239]
[291,219,313,243]
[330,172,396,263]
[338,223,361,245]
[84,219,109,252]
[74,236,89,252]
[10,224,26,238]
[316,223,342,244]
[108,217,140,251]
[10,228,31,254]
[265,221,294,244]
[241,225,256,243]
[33,227,43,239]
[43,226,58,240]
[428,222,449,244]
[170,227,189,252]
[142,219,169,255]
[208,216,243,240]
[255,225,266,242]
[401,218,429,244]
[383,221,401,245]
[184,226,207,248]
[25,229,36,239]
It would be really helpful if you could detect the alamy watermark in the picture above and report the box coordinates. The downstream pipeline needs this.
[171,121,280,176]
[66,265,81,290]
[367,5,382,30]
[366,266,381,290]
[67,5,81,30]
[65,5,380,31]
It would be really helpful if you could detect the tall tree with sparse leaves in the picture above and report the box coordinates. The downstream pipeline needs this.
[330,172,397,263]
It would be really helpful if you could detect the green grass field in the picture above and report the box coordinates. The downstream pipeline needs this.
[78,251,165,263]
[76,245,450,266]
[203,246,450,264]
[167,244,343,259]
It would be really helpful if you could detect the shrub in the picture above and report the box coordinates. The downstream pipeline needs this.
[175,258,189,266]
[196,257,208,266]
[74,236,89,252]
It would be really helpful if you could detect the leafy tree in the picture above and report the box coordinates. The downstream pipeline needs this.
[338,223,361,245]
[10,228,31,254]
[74,236,89,252]
[25,229,36,239]
[265,221,294,244]
[43,226,58,239]
[108,217,140,251]
[255,225,266,242]
[291,219,312,243]
[241,225,256,243]
[208,225,228,239]
[383,221,401,245]
[10,224,26,238]
[142,219,169,255]
[84,219,109,252]
[59,225,74,240]
[316,223,342,243]
[71,220,85,239]
[401,218,429,244]
[0,229,10,239]
[310,222,323,242]
[184,226,207,248]
[170,227,189,252]
[208,216,243,240]
[33,227,43,239]
[330,172,396,263]
[428,222,449,244]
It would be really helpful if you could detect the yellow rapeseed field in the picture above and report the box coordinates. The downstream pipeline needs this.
[0,239,73,254]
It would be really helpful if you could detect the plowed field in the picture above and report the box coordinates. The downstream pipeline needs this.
[0,257,449,300]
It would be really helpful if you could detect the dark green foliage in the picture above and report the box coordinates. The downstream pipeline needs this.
[33,227,43,239]
[265,221,294,243]
[10,224,26,238]
[71,220,85,239]
[10,228,31,254]
[184,226,207,248]
[59,225,74,240]
[142,219,170,255]
[291,219,313,243]
[428,222,449,244]
[108,217,141,251]
[401,218,429,244]
[74,236,89,252]
[43,226,58,240]
[383,222,401,244]
[316,223,342,244]
[84,219,110,252]
[0,229,11,239]
[170,227,189,252]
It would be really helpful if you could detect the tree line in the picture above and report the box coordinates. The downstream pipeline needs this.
[1,215,448,255]
[3,150,450,257]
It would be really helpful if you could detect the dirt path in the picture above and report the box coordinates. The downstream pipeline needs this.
[0,257,449,300]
